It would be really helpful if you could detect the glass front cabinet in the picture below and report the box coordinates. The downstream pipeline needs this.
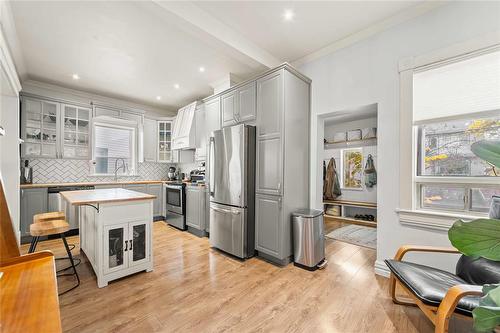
[103,221,150,275]
[21,96,91,159]
[157,120,172,162]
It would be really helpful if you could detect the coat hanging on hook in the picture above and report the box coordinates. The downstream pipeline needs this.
[324,158,342,200]
[364,154,377,188]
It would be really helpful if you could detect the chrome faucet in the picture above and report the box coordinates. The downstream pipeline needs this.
[114,158,127,182]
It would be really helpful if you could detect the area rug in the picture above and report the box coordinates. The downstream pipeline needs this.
[326,225,377,249]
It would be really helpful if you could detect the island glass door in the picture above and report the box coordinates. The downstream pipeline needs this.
[129,221,149,267]
[104,225,127,274]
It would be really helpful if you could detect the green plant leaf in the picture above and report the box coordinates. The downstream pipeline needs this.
[473,306,500,332]
[448,219,500,261]
[471,140,500,169]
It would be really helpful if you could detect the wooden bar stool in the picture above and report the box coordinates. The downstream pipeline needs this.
[29,212,80,295]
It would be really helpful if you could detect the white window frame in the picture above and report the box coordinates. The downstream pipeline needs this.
[90,116,138,176]
[397,34,500,230]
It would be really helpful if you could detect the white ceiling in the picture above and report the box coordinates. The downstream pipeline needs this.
[194,1,422,62]
[9,1,428,112]
[10,1,265,111]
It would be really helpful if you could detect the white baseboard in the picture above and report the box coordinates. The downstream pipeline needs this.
[374,259,390,278]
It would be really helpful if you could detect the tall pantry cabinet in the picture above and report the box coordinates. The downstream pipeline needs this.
[254,67,310,265]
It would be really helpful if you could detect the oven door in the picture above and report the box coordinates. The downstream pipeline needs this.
[165,185,183,215]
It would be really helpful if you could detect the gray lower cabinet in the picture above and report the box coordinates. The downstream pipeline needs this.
[186,186,206,236]
[94,184,122,190]
[20,188,48,237]
[146,184,163,217]
[122,183,148,193]
[255,193,282,258]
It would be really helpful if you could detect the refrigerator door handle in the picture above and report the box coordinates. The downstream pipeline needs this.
[211,206,232,214]
[209,136,215,197]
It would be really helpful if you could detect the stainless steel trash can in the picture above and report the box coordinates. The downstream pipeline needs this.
[292,209,326,270]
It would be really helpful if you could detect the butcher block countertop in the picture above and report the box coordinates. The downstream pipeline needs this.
[20,180,164,189]
[60,188,156,205]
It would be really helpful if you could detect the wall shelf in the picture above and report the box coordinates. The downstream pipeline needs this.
[324,137,377,149]
[323,199,377,228]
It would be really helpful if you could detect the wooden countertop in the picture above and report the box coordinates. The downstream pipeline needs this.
[20,180,165,189]
[60,188,156,205]
[20,180,208,189]
[0,251,62,332]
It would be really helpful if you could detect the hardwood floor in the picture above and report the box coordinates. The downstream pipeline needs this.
[21,221,436,333]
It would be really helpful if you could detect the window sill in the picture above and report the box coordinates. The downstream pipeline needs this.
[396,209,484,232]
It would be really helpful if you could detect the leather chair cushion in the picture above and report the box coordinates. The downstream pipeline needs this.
[385,259,480,316]
[456,255,500,285]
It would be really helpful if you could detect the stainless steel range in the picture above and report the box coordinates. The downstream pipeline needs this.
[163,182,186,230]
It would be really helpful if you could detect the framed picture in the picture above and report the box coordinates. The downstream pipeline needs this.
[341,148,363,190]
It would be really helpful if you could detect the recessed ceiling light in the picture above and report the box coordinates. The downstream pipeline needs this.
[156,96,162,101]
[283,9,295,21]
[199,66,205,73]
[72,73,80,80]
[174,84,180,89]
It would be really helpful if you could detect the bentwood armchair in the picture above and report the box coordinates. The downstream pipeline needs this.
[385,245,500,333]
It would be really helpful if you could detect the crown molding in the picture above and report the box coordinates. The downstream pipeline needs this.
[21,79,176,117]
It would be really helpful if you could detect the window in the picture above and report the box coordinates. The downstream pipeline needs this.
[412,49,500,215]
[92,120,137,176]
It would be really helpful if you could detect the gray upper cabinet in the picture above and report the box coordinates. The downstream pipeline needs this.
[255,193,281,257]
[20,188,48,237]
[237,82,256,123]
[221,82,256,128]
[205,96,221,139]
[256,71,283,138]
[21,96,60,158]
[221,90,237,127]
[143,118,157,162]
[195,104,207,161]
[60,104,91,159]
[186,186,206,231]
[21,95,92,159]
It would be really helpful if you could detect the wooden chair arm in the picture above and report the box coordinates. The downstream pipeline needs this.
[435,284,484,333]
[0,251,54,267]
[394,245,461,261]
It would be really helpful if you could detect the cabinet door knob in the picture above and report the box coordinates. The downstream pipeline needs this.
[124,240,128,251]
[129,239,133,251]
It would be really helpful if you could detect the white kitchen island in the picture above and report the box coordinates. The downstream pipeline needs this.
[60,188,156,288]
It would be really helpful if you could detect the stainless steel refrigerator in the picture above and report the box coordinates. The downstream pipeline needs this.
[208,124,256,258]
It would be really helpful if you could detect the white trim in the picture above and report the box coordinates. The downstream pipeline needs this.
[374,260,390,278]
[415,176,500,186]
[397,208,475,232]
[399,32,500,72]
[293,1,445,67]
[0,25,22,94]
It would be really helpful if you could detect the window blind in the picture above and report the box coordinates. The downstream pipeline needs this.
[94,124,133,174]
[413,50,500,124]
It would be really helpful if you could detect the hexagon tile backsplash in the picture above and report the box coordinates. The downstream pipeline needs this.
[28,159,170,184]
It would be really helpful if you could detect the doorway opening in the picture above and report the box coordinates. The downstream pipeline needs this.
[320,103,378,249]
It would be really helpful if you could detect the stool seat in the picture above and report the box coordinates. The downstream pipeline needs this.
[33,211,66,224]
[30,219,70,237]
